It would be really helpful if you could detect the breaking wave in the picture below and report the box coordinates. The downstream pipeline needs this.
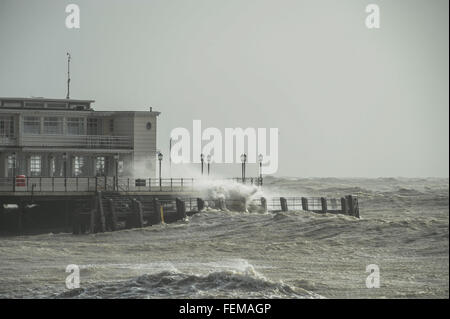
[55,267,321,299]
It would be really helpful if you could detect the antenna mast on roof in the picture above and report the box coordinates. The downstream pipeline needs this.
[66,52,71,99]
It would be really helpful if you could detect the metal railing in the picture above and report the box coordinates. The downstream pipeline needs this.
[0,136,17,146]
[0,176,263,193]
[21,134,132,149]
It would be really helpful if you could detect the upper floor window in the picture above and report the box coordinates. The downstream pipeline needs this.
[23,116,40,134]
[87,118,102,135]
[0,116,14,137]
[25,102,44,108]
[47,103,67,109]
[67,117,85,135]
[43,117,63,134]
[2,101,21,108]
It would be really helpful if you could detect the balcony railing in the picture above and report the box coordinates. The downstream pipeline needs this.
[21,134,132,149]
[0,136,17,146]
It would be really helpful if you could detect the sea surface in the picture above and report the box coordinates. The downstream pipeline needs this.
[0,177,448,299]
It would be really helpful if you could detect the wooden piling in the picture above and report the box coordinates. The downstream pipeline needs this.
[107,199,118,231]
[0,200,3,231]
[346,195,360,218]
[260,197,267,212]
[72,209,81,235]
[133,199,144,228]
[153,198,162,224]
[197,198,205,212]
[321,197,327,214]
[301,197,309,211]
[176,198,186,219]
[96,192,106,232]
[17,202,25,234]
[341,197,348,215]
[280,197,288,212]
[89,209,96,233]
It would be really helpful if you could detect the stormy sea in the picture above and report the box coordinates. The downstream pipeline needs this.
[0,177,448,299]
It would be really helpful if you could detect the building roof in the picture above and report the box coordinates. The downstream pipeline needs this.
[0,97,95,103]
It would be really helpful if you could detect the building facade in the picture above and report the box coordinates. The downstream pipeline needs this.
[0,97,160,178]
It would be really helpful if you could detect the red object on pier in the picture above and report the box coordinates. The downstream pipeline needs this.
[16,175,26,187]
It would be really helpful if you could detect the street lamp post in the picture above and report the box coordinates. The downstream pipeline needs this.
[114,153,119,191]
[240,153,247,183]
[12,152,16,192]
[158,152,163,190]
[207,154,211,176]
[258,154,263,186]
[200,153,204,176]
[62,152,68,190]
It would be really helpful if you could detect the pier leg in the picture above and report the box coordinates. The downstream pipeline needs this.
[153,198,162,224]
[176,198,186,220]
[72,210,81,235]
[197,198,205,212]
[96,192,106,232]
[280,197,288,212]
[260,197,267,213]
[133,199,144,228]
[301,197,309,211]
[18,202,25,234]
[107,199,118,231]
[0,200,4,231]
[64,200,70,233]
[341,197,348,215]
[346,195,360,218]
[321,197,328,214]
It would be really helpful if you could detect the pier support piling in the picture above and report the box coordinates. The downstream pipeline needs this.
[260,197,267,213]
[321,197,328,214]
[107,199,118,231]
[96,192,106,232]
[132,199,144,228]
[280,197,288,212]
[341,197,348,215]
[301,197,309,211]
[197,198,205,212]
[176,198,186,219]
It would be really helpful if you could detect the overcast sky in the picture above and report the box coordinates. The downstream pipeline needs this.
[0,0,448,177]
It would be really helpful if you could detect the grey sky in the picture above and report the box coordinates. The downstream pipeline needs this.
[0,0,448,177]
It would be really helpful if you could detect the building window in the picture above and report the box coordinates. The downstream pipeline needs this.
[25,102,44,108]
[67,117,85,135]
[43,117,63,134]
[7,155,15,177]
[0,116,14,137]
[73,156,86,176]
[30,155,42,176]
[96,156,105,176]
[2,101,21,108]
[49,157,56,176]
[88,118,102,135]
[47,103,67,109]
[109,119,114,133]
[23,116,41,134]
